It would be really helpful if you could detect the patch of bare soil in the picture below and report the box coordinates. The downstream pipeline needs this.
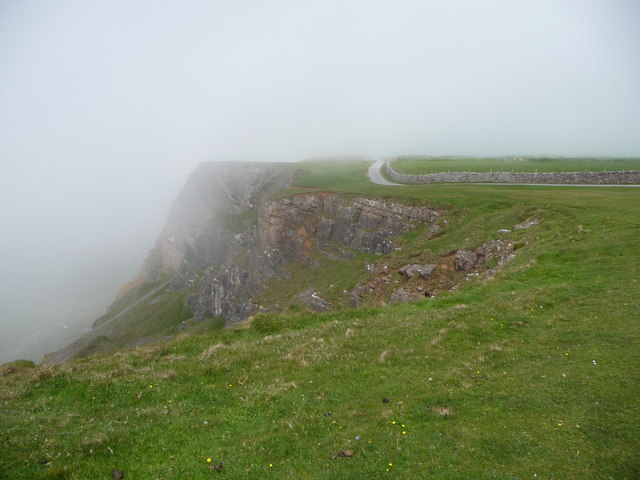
[433,405,454,417]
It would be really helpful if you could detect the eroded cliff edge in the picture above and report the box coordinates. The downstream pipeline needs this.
[46,161,529,363]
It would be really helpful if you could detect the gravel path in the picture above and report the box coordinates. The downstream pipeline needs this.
[367,160,403,186]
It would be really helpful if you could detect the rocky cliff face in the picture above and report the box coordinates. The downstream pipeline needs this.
[112,162,528,331]
[259,194,440,258]
[186,192,443,325]
[135,162,293,286]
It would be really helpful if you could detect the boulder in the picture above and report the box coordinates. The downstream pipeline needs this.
[349,284,368,308]
[454,250,477,272]
[390,288,423,304]
[399,264,438,279]
[296,288,334,312]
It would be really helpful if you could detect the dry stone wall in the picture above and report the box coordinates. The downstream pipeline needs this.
[385,161,640,185]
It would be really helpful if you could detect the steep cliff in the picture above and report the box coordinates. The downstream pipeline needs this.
[121,167,446,329]
[186,193,442,325]
[135,161,294,285]
[46,160,529,363]
[44,162,294,363]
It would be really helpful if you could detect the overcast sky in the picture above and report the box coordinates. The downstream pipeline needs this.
[0,0,639,362]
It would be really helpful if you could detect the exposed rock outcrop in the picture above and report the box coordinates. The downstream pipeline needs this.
[390,288,425,304]
[399,264,438,279]
[188,193,442,324]
[454,240,517,275]
[454,251,478,272]
[134,169,443,324]
[295,288,334,312]
[259,194,441,258]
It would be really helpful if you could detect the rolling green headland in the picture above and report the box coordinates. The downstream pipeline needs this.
[1,159,638,479]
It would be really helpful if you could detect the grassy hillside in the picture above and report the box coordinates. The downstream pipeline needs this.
[391,156,640,174]
[1,160,639,479]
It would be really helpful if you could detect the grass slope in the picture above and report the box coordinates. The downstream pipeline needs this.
[1,160,639,479]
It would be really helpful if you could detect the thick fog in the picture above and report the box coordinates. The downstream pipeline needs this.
[1,0,639,363]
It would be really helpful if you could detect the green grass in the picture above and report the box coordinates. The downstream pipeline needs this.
[92,277,170,328]
[391,156,640,174]
[103,286,194,345]
[2,160,639,479]
[255,251,378,309]
[219,208,260,234]
[82,280,194,355]
[275,159,376,198]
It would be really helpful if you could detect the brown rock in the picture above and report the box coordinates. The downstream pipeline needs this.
[332,450,355,459]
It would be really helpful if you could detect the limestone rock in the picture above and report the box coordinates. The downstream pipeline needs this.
[399,264,437,279]
[514,220,539,230]
[349,284,368,308]
[454,250,477,272]
[390,288,423,304]
[295,288,334,312]
[259,195,442,257]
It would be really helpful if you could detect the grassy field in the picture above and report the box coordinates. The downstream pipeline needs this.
[1,160,639,479]
[391,156,640,174]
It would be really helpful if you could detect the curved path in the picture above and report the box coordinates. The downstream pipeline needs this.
[367,160,403,186]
